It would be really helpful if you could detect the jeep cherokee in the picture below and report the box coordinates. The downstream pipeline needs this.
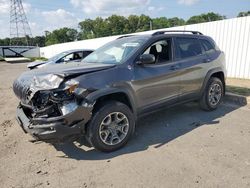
[13,30,226,152]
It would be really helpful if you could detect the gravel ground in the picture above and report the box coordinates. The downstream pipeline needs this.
[0,62,250,188]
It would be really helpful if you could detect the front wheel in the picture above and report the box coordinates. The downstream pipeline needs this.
[86,101,135,152]
[200,77,224,111]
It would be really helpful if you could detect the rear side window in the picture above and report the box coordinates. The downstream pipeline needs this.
[82,51,93,58]
[175,37,202,59]
[200,39,215,52]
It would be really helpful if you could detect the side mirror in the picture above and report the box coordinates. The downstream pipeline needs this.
[137,54,155,65]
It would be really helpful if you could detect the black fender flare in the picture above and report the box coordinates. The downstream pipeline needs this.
[86,88,137,115]
[200,67,225,95]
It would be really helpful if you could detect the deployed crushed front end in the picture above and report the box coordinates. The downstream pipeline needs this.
[13,72,93,142]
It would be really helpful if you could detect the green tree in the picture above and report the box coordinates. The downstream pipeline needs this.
[78,14,152,39]
[127,15,140,33]
[33,36,46,47]
[0,36,45,47]
[78,19,95,39]
[136,14,151,32]
[187,12,226,24]
[78,17,110,39]
[45,27,78,46]
[237,11,250,17]
[107,15,128,35]
[152,17,170,29]
[0,38,11,46]
[92,17,110,37]
[168,17,185,27]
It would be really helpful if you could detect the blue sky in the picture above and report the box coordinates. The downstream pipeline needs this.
[0,0,249,38]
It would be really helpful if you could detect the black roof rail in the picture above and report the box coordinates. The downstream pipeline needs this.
[152,30,203,36]
[117,35,136,39]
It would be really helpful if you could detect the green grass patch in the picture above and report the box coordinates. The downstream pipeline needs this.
[227,86,250,96]
[0,56,5,61]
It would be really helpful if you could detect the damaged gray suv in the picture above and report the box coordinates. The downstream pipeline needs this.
[13,31,226,152]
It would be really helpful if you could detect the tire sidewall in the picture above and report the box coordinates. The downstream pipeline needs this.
[205,77,224,110]
[87,101,135,152]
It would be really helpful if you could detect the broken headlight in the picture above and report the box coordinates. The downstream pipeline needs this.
[51,90,73,101]
[50,84,78,102]
[50,84,79,115]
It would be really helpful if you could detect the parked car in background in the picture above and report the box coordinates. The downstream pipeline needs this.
[27,49,94,69]
[14,31,226,152]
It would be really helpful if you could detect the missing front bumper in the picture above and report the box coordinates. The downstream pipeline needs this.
[16,103,93,142]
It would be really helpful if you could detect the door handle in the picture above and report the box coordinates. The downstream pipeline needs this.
[170,64,180,70]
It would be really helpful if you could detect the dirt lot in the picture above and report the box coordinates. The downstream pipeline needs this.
[0,62,250,188]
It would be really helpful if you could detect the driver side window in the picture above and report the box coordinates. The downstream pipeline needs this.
[143,39,172,64]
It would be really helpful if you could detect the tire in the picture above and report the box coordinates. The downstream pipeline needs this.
[86,101,135,152]
[199,77,224,111]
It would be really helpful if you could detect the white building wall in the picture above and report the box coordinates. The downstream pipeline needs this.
[40,16,250,79]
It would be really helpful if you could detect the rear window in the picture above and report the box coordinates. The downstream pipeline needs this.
[200,39,215,52]
[175,37,202,59]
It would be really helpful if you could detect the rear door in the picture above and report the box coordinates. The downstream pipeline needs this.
[199,38,220,62]
[174,37,209,99]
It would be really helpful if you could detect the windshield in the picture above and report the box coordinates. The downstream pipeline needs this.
[48,52,68,61]
[83,36,148,64]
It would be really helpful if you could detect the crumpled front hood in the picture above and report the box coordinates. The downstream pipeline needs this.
[13,62,115,103]
[31,62,116,77]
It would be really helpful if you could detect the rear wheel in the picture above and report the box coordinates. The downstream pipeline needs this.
[86,101,135,152]
[200,77,224,111]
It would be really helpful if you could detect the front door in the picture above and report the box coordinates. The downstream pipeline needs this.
[132,38,181,112]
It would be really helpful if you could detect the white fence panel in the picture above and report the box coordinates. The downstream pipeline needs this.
[40,16,250,79]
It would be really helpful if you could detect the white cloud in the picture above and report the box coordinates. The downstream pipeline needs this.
[0,0,31,14]
[148,6,155,11]
[0,0,9,14]
[148,6,165,12]
[23,2,31,13]
[178,0,200,6]
[42,9,79,31]
[0,19,9,38]
[70,0,151,16]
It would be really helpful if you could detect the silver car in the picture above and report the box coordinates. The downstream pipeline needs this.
[27,49,94,69]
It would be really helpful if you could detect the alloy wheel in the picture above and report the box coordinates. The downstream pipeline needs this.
[208,83,222,106]
[99,112,129,146]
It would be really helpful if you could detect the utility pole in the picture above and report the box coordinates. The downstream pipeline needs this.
[10,0,32,46]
